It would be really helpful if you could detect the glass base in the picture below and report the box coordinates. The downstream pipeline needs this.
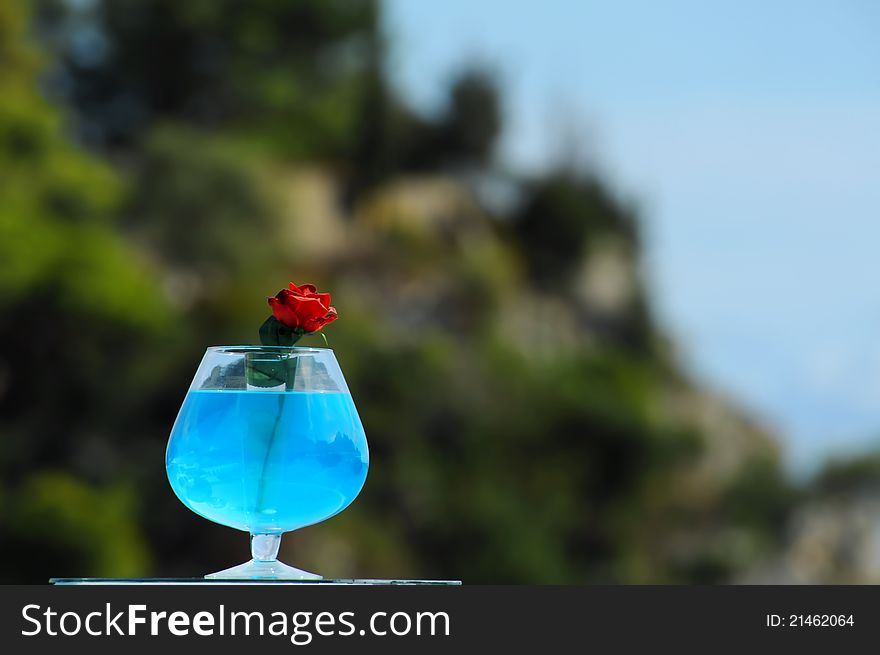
[205,559,322,581]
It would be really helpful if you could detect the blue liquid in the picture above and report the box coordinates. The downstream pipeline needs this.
[166,390,368,533]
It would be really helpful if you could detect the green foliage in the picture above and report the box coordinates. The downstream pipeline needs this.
[125,126,276,273]
[811,452,880,496]
[35,0,381,156]
[0,0,177,583]
[439,69,502,166]
[1,472,150,579]
[512,171,640,284]
[720,455,800,532]
[0,0,168,327]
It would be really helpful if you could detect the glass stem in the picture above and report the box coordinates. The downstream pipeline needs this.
[251,533,281,562]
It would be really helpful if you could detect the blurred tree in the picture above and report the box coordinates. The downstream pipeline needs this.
[382,68,504,175]
[36,1,505,199]
[3,472,149,580]
[508,169,654,354]
[512,170,640,285]
[0,0,171,578]
[0,0,172,465]
[811,452,880,497]
[124,125,276,275]
[34,0,381,157]
[437,69,502,167]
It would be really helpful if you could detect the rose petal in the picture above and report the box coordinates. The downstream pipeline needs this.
[302,308,337,333]
[294,296,330,320]
[269,297,300,328]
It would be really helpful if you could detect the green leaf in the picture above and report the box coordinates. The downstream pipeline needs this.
[244,351,301,389]
[245,353,288,388]
[248,317,304,387]
[259,315,303,347]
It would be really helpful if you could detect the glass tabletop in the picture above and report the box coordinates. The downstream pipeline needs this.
[49,578,461,586]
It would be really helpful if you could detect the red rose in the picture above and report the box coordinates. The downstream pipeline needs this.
[268,283,338,333]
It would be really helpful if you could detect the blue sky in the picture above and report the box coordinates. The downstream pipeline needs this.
[385,0,880,471]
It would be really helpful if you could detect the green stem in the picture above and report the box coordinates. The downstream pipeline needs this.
[254,391,284,514]
[253,355,298,515]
